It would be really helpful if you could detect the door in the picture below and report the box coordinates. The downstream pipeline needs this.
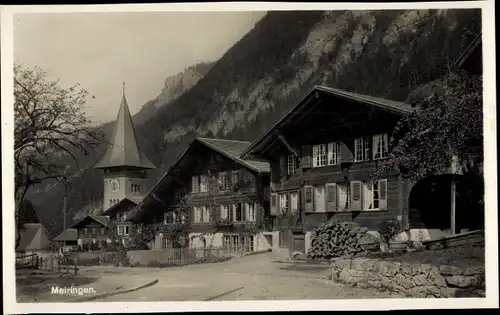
[290,232,306,256]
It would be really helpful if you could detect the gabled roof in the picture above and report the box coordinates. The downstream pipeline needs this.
[455,32,482,71]
[53,228,78,242]
[100,197,142,216]
[94,84,156,170]
[196,137,270,173]
[68,215,111,229]
[127,137,270,222]
[241,85,413,157]
[16,223,51,252]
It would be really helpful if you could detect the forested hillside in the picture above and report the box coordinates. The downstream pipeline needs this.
[29,9,481,236]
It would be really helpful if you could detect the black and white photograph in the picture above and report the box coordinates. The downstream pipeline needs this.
[1,1,497,313]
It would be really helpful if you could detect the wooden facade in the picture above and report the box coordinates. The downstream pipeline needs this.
[128,137,272,249]
[242,86,414,253]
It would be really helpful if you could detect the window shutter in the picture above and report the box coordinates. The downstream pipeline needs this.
[270,193,278,215]
[326,183,337,212]
[192,176,199,193]
[241,203,246,221]
[231,204,236,221]
[340,142,353,163]
[303,185,314,213]
[379,179,388,210]
[279,156,286,178]
[239,169,246,185]
[350,181,362,211]
[364,137,371,161]
[301,145,312,169]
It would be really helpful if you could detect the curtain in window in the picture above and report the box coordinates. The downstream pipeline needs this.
[314,185,326,212]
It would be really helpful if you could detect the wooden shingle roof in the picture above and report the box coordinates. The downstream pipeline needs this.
[53,228,78,242]
[242,85,413,157]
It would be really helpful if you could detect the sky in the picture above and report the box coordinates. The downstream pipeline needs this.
[14,11,266,124]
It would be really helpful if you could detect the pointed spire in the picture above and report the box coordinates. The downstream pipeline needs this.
[94,83,156,170]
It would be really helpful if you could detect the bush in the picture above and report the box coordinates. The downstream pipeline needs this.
[308,221,379,259]
[377,220,402,244]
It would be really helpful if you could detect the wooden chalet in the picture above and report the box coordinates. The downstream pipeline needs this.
[241,85,418,255]
[127,137,273,252]
[67,215,112,249]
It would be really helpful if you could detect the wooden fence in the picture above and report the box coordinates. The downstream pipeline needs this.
[15,253,78,275]
[127,245,253,266]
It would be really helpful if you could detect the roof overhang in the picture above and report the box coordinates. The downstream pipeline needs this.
[242,85,413,158]
[100,197,139,216]
[455,32,482,74]
[68,215,109,229]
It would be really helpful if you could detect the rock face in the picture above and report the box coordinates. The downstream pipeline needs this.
[330,257,485,298]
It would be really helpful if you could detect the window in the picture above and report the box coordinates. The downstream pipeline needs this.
[231,235,240,247]
[124,225,130,236]
[193,207,202,223]
[363,179,388,210]
[109,199,112,206]
[245,170,253,182]
[199,174,208,192]
[313,144,327,167]
[337,184,349,211]
[287,155,297,175]
[246,203,256,221]
[202,206,211,223]
[232,171,239,185]
[84,228,88,234]
[290,191,299,214]
[220,204,230,220]
[222,235,231,248]
[218,172,228,190]
[373,133,389,160]
[279,193,289,213]
[178,212,187,224]
[92,228,96,235]
[117,225,123,235]
[314,185,326,212]
[164,212,173,224]
[354,138,364,162]
[233,204,243,222]
[163,237,171,249]
[192,175,199,193]
[355,137,371,162]
[101,228,105,235]
[247,235,255,252]
[327,142,341,165]
[211,154,221,163]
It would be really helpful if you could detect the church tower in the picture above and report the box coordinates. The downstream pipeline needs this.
[94,83,156,211]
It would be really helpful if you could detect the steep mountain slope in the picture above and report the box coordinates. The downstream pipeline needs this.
[133,61,213,125]
[30,9,481,236]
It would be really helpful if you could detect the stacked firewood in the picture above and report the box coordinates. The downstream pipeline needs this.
[308,220,379,259]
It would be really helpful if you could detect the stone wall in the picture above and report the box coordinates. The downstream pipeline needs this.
[330,257,485,298]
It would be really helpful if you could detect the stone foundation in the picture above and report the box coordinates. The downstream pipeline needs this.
[330,257,485,298]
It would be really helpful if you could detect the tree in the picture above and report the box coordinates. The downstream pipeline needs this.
[376,70,483,182]
[18,199,40,224]
[14,64,103,249]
